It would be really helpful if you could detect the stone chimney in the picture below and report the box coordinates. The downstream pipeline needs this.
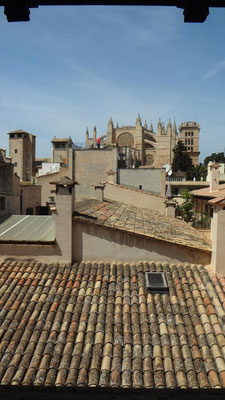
[50,176,76,263]
[209,161,220,192]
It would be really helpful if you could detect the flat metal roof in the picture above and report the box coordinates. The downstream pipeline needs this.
[0,215,55,243]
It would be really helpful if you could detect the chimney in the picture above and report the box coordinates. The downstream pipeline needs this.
[211,202,225,275]
[209,161,220,192]
[50,176,76,263]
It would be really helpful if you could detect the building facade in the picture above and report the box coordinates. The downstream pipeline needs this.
[85,115,200,168]
[0,148,20,215]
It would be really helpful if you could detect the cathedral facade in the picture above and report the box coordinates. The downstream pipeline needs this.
[85,114,200,168]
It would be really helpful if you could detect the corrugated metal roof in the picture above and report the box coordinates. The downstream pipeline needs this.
[0,215,55,243]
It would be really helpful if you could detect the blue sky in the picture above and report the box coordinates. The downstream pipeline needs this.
[0,5,225,160]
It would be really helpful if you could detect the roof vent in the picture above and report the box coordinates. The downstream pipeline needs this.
[145,272,169,294]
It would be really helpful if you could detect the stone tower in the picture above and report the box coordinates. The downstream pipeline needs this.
[179,122,200,166]
[7,129,36,182]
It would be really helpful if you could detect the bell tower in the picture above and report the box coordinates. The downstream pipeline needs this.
[179,121,200,166]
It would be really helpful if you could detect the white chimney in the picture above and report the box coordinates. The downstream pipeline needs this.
[208,161,220,192]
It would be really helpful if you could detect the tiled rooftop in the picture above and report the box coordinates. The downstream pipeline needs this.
[0,260,224,388]
[192,184,225,199]
[74,200,211,252]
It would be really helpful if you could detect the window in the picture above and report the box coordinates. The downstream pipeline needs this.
[172,188,178,196]
[14,162,17,167]
[18,133,22,138]
[55,143,65,149]
[191,147,193,151]
[139,185,142,190]
[145,272,169,294]
[191,138,193,145]
[15,149,17,153]
[10,133,14,138]
[0,197,5,210]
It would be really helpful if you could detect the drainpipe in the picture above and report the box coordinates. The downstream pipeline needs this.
[20,190,23,215]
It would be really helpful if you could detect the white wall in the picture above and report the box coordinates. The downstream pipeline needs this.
[37,162,60,177]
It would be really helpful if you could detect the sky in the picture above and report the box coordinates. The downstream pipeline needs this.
[0,5,225,160]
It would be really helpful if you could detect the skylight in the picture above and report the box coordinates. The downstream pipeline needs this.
[145,272,169,294]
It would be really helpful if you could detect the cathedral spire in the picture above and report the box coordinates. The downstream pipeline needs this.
[144,120,148,129]
[108,116,114,130]
[107,117,114,135]
[166,119,172,136]
[85,127,89,140]
[93,126,97,140]
[136,113,142,127]
[157,118,162,135]
[172,120,178,136]
[162,122,165,135]
[149,122,153,132]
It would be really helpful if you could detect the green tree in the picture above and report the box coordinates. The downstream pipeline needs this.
[180,191,193,222]
[192,163,207,181]
[172,141,194,177]
[204,152,225,166]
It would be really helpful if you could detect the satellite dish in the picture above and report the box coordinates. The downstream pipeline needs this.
[163,164,170,173]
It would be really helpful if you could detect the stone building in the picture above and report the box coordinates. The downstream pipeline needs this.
[179,121,200,166]
[0,148,20,215]
[51,137,75,165]
[7,129,36,182]
[85,115,200,168]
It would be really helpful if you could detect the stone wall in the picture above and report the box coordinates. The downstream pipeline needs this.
[104,182,166,213]
[0,163,20,215]
[73,220,211,265]
[20,183,42,215]
[117,168,166,196]
[74,149,117,201]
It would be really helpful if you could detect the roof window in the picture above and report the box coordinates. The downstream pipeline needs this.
[145,272,169,294]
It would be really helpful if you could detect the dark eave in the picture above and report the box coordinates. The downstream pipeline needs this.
[1,1,225,23]
[0,386,224,400]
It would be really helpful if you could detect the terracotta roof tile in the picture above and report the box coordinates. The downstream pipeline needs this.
[0,261,224,389]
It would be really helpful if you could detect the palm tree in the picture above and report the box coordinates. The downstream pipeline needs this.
[180,191,193,222]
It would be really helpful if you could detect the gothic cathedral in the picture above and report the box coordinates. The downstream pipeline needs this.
[85,114,200,168]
